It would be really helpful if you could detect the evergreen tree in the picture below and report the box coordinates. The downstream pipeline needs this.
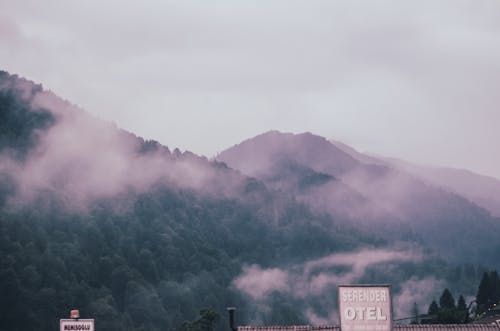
[435,289,459,324]
[491,271,500,304]
[457,295,467,311]
[439,289,456,310]
[411,302,420,324]
[457,295,468,323]
[476,272,490,315]
[427,300,439,323]
[428,300,439,315]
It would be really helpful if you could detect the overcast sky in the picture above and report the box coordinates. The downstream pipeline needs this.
[1,0,499,178]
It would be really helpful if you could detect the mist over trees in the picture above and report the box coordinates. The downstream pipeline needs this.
[1,71,499,330]
[217,131,500,266]
[0,71,383,330]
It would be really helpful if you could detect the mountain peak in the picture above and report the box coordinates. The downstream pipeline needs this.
[218,131,359,178]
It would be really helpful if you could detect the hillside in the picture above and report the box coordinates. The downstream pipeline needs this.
[384,158,500,218]
[0,71,440,330]
[218,131,500,265]
[329,139,500,218]
[0,71,495,330]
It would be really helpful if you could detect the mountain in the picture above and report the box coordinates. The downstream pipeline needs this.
[217,131,378,221]
[1,71,457,330]
[383,158,500,218]
[1,71,496,330]
[218,131,500,265]
[217,131,359,178]
[330,139,500,218]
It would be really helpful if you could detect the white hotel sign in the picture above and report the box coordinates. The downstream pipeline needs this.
[338,285,392,331]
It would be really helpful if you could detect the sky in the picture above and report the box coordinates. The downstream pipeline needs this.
[1,0,500,179]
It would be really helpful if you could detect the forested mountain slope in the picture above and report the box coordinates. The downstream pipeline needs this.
[384,158,500,218]
[0,71,397,330]
[0,71,493,331]
[218,131,500,265]
[330,139,500,218]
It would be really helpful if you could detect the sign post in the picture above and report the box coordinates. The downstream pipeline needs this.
[338,285,392,331]
[60,310,94,331]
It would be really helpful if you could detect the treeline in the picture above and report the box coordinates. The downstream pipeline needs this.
[426,289,468,324]
[425,270,500,324]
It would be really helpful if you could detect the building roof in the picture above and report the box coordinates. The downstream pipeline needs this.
[238,324,500,331]
[396,325,500,331]
[471,303,500,325]
[239,327,340,331]
[471,316,500,325]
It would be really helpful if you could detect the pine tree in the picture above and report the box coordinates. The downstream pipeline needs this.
[457,295,467,310]
[476,272,491,315]
[457,295,468,323]
[411,302,420,324]
[427,300,439,323]
[428,300,439,315]
[490,271,500,304]
[439,289,456,310]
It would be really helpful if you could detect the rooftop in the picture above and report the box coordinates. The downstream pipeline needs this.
[238,324,500,331]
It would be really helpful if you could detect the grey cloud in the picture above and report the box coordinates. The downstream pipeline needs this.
[232,248,424,323]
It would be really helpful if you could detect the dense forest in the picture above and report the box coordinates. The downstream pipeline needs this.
[0,71,497,331]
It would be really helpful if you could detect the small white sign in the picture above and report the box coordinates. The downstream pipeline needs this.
[60,319,94,331]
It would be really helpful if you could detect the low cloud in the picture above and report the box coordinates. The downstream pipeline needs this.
[305,309,334,326]
[303,249,417,294]
[1,79,246,211]
[393,277,444,319]
[232,248,425,324]
[233,265,290,301]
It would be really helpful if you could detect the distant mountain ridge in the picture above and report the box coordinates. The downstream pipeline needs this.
[329,138,500,218]
[383,158,500,218]
[218,131,500,265]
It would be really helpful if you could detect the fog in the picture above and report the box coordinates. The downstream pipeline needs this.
[1,77,247,210]
[232,248,439,323]
[217,131,446,222]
